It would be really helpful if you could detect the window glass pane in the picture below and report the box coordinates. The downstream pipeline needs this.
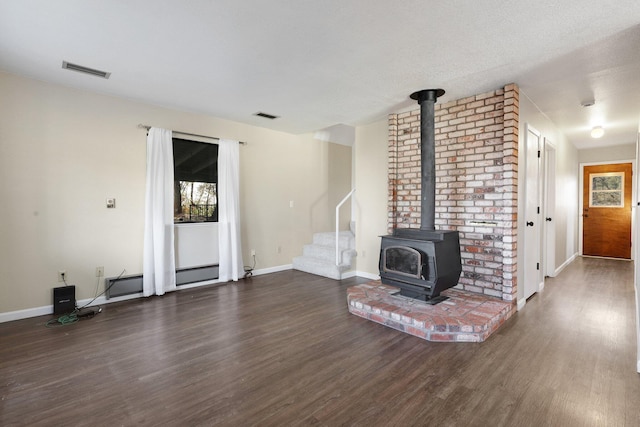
[591,191,621,207]
[589,172,624,208]
[592,175,621,191]
[173,138,218,222]
[175,182,217,222]
[173,138,218,183]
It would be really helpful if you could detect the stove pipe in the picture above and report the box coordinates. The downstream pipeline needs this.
[409,89,445,231]
[378,88,460,303]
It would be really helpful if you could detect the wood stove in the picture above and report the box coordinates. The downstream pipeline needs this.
[379,89,462,304]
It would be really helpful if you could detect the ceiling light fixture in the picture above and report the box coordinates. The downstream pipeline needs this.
[581,100,596,107]
[591,126,605,138]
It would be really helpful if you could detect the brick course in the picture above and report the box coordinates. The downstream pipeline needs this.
[387,84,519,302]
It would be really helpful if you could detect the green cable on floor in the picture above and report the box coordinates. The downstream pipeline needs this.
[45,312,79,327]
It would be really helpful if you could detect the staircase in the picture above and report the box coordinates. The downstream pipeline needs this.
[292,230,357,280]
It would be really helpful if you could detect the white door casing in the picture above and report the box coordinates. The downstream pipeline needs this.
[543,139,556,277]
[634,132,640,372]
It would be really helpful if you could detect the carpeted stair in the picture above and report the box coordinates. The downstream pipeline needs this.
[292,231,356,280]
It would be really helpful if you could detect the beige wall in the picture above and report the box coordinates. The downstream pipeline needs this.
[0,71,349,314]
[327,143,353,231]
[353,119,388,276]
[578,143,635,163]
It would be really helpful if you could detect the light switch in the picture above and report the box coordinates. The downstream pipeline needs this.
[106,198,116,208]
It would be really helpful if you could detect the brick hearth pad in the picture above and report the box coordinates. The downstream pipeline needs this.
[347,281,515,342]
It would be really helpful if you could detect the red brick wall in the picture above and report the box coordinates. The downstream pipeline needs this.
[387,84,519,302]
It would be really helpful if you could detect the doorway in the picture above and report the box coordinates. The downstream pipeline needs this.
[581,162,632,259]
[523,124,542,300]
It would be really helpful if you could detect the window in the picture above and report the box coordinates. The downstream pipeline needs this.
[589,172,624,208]
[173,138,219,222]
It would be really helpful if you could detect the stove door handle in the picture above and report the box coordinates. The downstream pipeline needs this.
[526,221,534,227]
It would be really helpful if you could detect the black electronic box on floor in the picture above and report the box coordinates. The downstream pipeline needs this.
[53,286,76,315]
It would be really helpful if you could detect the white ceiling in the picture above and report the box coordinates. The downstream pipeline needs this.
[1,0,640,149]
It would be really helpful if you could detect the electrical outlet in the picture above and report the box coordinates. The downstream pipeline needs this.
[96,266,104,277]
[58,270,66,282]
[250,249,256,257]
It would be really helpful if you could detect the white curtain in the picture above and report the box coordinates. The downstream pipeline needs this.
[143,127,176,296]
[218,139,244,281]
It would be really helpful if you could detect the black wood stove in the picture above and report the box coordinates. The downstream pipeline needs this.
[379,89,462,304]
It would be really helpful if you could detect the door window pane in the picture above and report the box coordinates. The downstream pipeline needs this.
[589,172,623,207]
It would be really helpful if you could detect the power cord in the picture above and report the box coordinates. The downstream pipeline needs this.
[46,269,126,328]
[46,312,79,327]
[76,269,126,311]
[244,254,256,278]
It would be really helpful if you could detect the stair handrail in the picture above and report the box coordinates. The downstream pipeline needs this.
[335,189,356,265]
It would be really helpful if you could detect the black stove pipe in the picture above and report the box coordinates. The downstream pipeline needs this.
[410,88,445,231]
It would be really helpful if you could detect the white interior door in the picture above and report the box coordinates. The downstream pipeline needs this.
[523,124,542,300]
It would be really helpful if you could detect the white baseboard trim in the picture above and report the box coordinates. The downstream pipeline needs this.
[176,280,220,290]
[0,306,53,323]
[356,271,380,281]
[538,281,545,292]
[180,264,294,289]
[173,264,294,290]
[0,292,144,324]
[517,298,527,311]
[637,360,640,373]
[555,253,578,276]
[341,271,357,279]
[252,264,292,276]
[1,263,360,323]
[80,293,144,307]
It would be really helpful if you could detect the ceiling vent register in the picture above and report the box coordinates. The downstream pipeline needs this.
[254,112,279,120]
[62,61,111,79]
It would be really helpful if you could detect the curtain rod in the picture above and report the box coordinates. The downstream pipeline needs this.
[137,124,247,145]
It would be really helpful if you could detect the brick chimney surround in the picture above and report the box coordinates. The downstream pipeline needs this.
[346,84,519,342]
[387,84,519,303]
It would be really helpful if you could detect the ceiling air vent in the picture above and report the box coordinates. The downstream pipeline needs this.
[62,61,111,79]
[254,112,279,120]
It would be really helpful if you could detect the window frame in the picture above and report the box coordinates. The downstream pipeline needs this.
[172,137,219,223]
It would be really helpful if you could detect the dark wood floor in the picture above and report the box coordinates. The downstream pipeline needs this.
[1,257,639,426]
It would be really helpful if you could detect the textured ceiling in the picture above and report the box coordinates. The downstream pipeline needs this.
[1,0,639,149]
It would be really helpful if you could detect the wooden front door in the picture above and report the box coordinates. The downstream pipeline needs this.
[583,163,632,259]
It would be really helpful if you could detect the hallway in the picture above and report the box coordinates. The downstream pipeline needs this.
[510,256,638,425]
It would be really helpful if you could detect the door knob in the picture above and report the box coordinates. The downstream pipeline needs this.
[546,217,552,222]
[526,221,534,226]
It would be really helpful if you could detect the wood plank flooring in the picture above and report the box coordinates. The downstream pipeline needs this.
[1,257,639,426]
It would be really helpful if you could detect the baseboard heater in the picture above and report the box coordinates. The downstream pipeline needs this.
[105,265,219,299]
